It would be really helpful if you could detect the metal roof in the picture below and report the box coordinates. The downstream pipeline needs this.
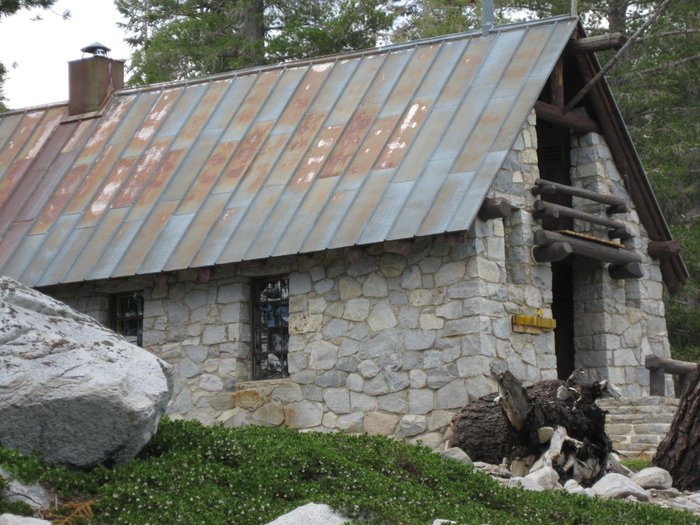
[0,17,578,287]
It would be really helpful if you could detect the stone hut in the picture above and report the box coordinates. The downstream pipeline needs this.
[0,15,687,448]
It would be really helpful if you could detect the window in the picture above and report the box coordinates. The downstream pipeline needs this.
[110,292,144,346]
[252,277,289,380]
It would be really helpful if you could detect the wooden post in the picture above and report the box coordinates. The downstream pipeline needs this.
[645,354,666,395]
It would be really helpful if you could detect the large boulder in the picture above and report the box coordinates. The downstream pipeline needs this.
[0,277,172,467]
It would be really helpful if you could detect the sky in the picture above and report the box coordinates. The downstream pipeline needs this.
[0,0,131,109]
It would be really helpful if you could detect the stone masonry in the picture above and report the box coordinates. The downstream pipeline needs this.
[43,112,672,448]
[598,397,679,459]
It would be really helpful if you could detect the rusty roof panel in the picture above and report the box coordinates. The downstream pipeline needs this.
[387,158,455,241]
[165,193,229,270]
[156,84,207,139]
[63,207,130,283]
[301,189,356,253]
[79,96,135,163]
[113,200,179,277]
[21,215,77,284]
[3,232,44,281]
[88,218,144,281]
[190,205,245,268]
[378,47,438,118]
[326,55,386,127]
[138,211,194,275]
[328,169,395,250]
[219,185,286,263]
[0,17,580,286]
[358,180,415,245]
[272,177,339,257]
[38,226,94,286]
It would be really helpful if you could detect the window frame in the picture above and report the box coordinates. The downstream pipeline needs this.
[251,276,289,381]
[109,291,144,347]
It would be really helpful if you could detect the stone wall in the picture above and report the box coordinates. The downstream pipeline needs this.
[598,396,679,459]
[569,131,671,396]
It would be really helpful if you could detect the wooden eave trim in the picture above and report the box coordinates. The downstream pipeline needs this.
[570,25,688,293]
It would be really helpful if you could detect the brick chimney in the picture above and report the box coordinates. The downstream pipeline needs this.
[68,42,124,116]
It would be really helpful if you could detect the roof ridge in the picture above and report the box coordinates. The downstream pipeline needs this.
[114,14,578,98]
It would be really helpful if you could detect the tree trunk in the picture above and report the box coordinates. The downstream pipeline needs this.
[450,368,615,485]
[653,361,700,491]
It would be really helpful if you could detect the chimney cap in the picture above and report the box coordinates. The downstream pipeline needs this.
[80,42,111,57]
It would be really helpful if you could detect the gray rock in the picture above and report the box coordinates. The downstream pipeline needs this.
[0,277,172,467]
[591,473,650,502]
[564,479,593,497]
[396,415,427,438]
[631,467,673,490]
[523,466,560,491]
[0,468,50,510]
[0,515,52,525]
[265,503,349,525]
[439,447,473,466]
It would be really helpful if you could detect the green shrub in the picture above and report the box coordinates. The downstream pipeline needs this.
[1,418,698,524]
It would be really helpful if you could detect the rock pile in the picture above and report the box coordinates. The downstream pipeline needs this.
[0,276,172,467]
[463,453,700,516]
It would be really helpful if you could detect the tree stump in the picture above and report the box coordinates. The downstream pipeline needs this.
[653,360,700,491]
[449,366,615,486]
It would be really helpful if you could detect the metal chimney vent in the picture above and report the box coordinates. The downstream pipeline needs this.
[80,42,111,57]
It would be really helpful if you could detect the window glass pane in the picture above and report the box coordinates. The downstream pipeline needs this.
[111,292,144,347]
[252,277,289,380]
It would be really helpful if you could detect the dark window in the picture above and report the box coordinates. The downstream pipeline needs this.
[252,277,289,380]
[110,292,144,346]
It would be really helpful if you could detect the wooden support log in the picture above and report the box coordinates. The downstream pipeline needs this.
[533,242,573,263]
[534,101,601,134]
[478,197,517,221]
[564,33,628,54]
[532,178,628,213]
[648,239,682,259]
[533,200,631,239]
[608,262,644,280]
[534,229,641,265]
[645,354,697,396]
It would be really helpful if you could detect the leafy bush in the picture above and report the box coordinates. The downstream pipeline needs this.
[1,419,698,524]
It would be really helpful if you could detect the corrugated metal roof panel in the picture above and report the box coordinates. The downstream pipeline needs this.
[0,17,580,286]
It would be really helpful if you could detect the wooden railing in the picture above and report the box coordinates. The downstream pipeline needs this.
[645,354,697,396]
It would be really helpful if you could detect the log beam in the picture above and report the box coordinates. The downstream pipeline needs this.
[564,33,628,55]
[534,101,601,134]
[608,262,644,280]
[648,239,682,260]
[533,200,631,239]
[532,178,628,213]
[534,229,641,266]
[478,197,517,221]
[533,242,573,263]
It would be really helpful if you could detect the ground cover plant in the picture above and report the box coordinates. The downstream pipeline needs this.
[1,418,698,525]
